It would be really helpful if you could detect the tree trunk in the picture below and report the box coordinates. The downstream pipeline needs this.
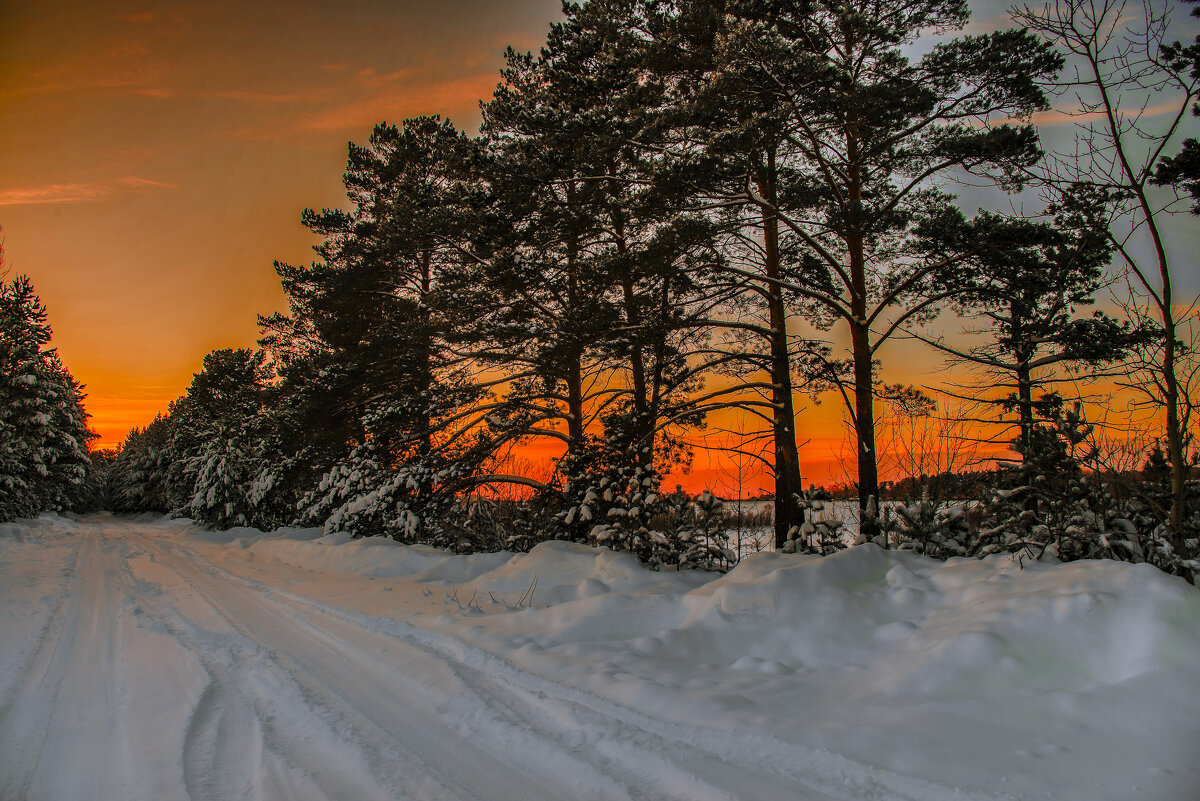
[417,249,433,456]
[564,225,587,458]
[1163,325,1188,550]
[851,318,880,542]
[566,355,586,450]
[757,149,805,549]
[1011,303,1034,468]
[844,117,879,543]
[612,206,653,469]
[1016,367,1034,463]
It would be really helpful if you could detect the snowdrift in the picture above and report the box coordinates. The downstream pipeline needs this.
[205,522,1200,800]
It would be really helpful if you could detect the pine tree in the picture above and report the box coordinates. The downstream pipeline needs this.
[0,276,94,520]
[477,47,629,465]
[634,1,818,548]
[1151,0,1200,212]
[264,117,494,538]
[917,189,1152,466]
[474,2,719,514]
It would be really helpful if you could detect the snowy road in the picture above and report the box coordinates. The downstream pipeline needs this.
[2,515,1198,801]
[0,517,937,801]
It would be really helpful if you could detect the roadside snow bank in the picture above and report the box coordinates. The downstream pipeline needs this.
[199,524,1200,698]
[193,528,1200,700]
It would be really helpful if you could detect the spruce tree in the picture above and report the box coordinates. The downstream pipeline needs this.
[170,348,277,528]
[107,415,173,513]
[0,276,94,520]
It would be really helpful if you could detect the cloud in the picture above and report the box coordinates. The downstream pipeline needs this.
[961,15,1013,34]
[352,66,420,88]
[300,72,500,132]
[0,176,175,207]
[206,89,329,104]
[977,96,1191,131]
[0,183,109,206]
[115,176,176,190]
[1032,97,1189,127]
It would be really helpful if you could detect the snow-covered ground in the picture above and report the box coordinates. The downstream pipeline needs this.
[2,514,1198,801]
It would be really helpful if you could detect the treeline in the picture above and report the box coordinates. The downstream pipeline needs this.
[100,0,1197,575]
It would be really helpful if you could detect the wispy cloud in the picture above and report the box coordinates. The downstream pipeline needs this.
[3,6,193,101]
[115,176,175,190]
[352,66,420,88]
[0,176,175,207]
[205,89,328,104]
[961,15,1014,35]
[978,96,1191,130]
[0,183,109,206]
[1031,97,1189,127]
[300,72,500,132]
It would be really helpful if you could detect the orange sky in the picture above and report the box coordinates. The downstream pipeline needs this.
[0,0,561,444]
[2,0,1197,492]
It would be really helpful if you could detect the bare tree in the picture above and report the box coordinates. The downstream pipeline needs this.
[877,388,988,501]
[708,410,773,557]
[1013,0,1200,544]
[1114,290,1200,493]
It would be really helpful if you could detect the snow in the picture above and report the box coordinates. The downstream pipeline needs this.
[2,514,1198,800]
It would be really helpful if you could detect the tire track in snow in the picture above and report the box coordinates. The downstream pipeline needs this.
[138,532,674,801]
[0,533,86,801]
[0,530,80,714]
[132,527,583,801]
[180,680,264,801]
[125,548,403,801]
[0,526,137,801]
[274,593,1013,801]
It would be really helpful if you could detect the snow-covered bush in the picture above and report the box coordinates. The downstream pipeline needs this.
[969,472,1198,575]
[882,488,971,558]
[440,496,556,554]
[299,445,470,542]
[557,444,734,570]
[959,405,1199,577]
[780,490,847,555]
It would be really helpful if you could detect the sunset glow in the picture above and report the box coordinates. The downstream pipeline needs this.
[1,0,561,449]
[2,0,1196,493]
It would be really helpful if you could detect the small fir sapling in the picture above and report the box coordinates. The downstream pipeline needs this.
[882,488,971,558]
[781,490,847,555]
